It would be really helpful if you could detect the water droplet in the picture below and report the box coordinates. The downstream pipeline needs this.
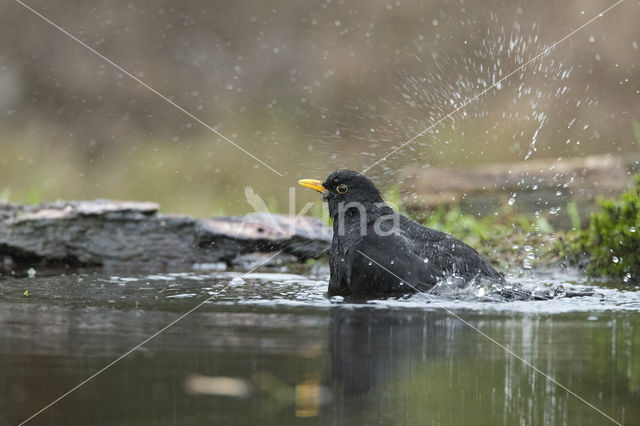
[612,256,619,263]
[508,197,515,205]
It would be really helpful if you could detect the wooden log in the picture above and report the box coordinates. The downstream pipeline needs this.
[0,200,331,270]
[402,154,640,224]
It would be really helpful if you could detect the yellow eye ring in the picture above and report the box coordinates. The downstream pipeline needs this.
[336,184,348,194]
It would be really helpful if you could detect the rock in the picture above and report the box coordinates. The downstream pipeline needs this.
[0,200,331,271]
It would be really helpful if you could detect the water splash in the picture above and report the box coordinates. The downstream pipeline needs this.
[306,12,604,180]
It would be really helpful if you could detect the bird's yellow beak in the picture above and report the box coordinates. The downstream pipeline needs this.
[298,179,325,193]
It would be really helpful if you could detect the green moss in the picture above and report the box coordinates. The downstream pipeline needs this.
[557,174,640,281]
[420,206,555,269]
[566,202,582,230]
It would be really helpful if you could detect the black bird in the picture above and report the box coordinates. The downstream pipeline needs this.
[299,170,504,296]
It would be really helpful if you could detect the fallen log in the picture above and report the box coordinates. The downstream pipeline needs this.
[0,200,331,271]
[402,154,640,226]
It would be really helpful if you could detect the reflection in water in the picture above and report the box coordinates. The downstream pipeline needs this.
[327,308,458,422]
[329,308,452,397]
[326,308,498,425]
[325,307,637,425]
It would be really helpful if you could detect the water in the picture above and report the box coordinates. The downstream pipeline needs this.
[1,270,639,425]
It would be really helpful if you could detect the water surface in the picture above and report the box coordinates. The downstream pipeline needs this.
[1,269,639,425]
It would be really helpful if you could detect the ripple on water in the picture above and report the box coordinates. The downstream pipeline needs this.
[180,270,640,314]
[1,270,639,314]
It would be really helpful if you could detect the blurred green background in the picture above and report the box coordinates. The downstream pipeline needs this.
[0,0,638,217]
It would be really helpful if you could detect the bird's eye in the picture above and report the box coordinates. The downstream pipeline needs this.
[336,184,348,194]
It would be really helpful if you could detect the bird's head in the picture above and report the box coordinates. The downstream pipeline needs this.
[299,169,384,217]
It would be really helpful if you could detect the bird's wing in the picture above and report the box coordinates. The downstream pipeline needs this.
[346,231,438,294]
[397,214,503,281]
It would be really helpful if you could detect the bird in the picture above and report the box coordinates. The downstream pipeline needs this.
[299,169,504,296]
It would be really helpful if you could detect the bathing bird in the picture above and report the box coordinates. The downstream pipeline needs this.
[299,170,504,296]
